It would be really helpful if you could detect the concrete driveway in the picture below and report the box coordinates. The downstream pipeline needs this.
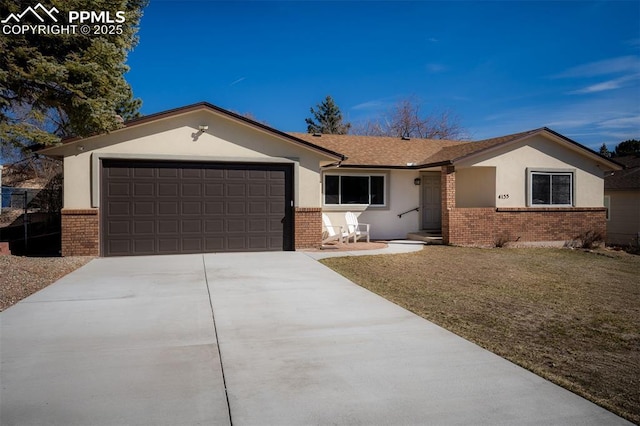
[1,252,631,425]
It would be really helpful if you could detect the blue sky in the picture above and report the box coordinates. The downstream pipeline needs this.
[126,1,640,150]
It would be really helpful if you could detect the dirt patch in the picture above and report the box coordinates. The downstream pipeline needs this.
[321,246,640,423]
[0,255,94,311]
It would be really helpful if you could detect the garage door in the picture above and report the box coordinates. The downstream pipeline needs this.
[101,160,293,256]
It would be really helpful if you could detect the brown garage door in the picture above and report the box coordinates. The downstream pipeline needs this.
[101,160,293,257]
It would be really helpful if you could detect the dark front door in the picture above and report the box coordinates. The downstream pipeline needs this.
[101,160,293,257]
[421,173,441,230]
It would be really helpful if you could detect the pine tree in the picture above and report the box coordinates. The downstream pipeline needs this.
[599,143,611,157]
[305,95,351,134]
[613,139,640,157]
[0,0,148,154]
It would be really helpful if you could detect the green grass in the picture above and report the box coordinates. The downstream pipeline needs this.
[321,246,640,423]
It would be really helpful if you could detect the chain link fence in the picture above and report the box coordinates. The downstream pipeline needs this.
[0,186,63,255]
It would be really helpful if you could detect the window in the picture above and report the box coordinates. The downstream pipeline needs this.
[324,174,385,206]
[603,195,610,221]
[529,171,573,206]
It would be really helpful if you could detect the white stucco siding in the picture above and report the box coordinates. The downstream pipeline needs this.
[61,111,328,209]
[458,135,605,208]
[322,169,421,239]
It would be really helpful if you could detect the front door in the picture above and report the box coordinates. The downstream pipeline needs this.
[421,173,441,230]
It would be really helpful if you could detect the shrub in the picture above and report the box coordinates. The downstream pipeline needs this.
[494,232,511,248]
[575,230,604,250]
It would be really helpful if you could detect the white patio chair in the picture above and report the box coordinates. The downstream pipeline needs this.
[322,213,348,245]
[345,211,370,243]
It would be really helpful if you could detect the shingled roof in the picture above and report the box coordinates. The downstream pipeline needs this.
[291,128,547,168]
[605,156,640,190]
[288,133,464,167]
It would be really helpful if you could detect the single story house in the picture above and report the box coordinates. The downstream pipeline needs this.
[40,102,622,257]
[604,155,639,246]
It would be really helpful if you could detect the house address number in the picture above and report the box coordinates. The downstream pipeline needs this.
[498,194,510,199]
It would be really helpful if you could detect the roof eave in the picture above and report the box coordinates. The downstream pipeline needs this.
[39,102,345,161]
[450,127,624,170]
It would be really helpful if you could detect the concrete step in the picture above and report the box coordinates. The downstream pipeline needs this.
[406,231,443,245]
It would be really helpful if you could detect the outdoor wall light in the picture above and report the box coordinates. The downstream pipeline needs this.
[414,178,421,185]
[77,145,85,152]
[198,125,209,132]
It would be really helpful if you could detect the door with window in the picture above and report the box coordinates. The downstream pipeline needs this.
[421,173,441,229]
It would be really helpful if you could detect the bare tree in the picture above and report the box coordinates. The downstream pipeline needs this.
[353,97,467,140]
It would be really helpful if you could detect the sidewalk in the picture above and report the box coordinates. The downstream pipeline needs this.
[303,240,425,260]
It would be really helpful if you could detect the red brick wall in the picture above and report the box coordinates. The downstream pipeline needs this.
[448,207,607,247]
[61,209,99,256]
[441,165,456,244]
[295,207,322,249]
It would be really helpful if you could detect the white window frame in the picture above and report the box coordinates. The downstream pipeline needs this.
[527,169,575,207]
[603,195,611,221]
[323,172,387,208]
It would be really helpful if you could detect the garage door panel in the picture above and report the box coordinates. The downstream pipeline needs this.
[102,161,292,256]
[248,236,267,249]
[158,168,178,178]
[107,167,131,178]
[109,221,130,235]
[205,220,223,233]
[158,220,179,234]
[181,219,202,233]
[108,201,130,216]
[134,201,154,215]
[181,201,202,215]
[181,183,202,197]
[227,170,247,180]
[158,239,179,253]
[133,167,154,177]
[248,202,267,214]
[227,219,246,232]
[227,236,247,250]
[269,218,283,232]
[133,239,155,254]
[158,201,178,215]
[205,184,223,197]
[134,182,155,196]
[248,183,267,197]
[227,202,245,215]
[108,182,130,196]
[205,202,223,215]
[205,238,224,250]
[269,201,285,214]
[227,184,246,197]
[182,238,203,252]
[158,183,178,196]
[133,220,154,235]
[181,168,203,179]
[248,218,267,232]
[204,169,224,179]
[108,240,131,255]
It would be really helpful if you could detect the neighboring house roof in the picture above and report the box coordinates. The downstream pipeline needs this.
[605,156,640,190]
[292,127,622,170]
[39,102,345,161]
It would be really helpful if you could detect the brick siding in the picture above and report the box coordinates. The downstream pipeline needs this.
[441,165,606,246]
[295,207,322,249]
[61,209,99,256]
[447,207,607,247]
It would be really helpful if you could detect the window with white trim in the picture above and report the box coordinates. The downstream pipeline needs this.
[324,174,385,206]
[603,195,610,221]
[529,171,573,206]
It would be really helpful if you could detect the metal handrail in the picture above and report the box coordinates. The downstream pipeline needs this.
[397,207,419,218]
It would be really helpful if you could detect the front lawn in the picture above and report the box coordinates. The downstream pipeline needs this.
[321,247,640,423]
